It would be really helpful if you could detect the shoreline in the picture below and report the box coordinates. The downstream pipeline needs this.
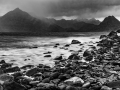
[0,31,120,90]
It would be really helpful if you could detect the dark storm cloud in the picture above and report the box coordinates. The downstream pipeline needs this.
[49,0,120,18]
[0,0,120,18]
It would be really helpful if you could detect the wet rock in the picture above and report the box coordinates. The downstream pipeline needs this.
[29,81,40,85]
[0,69,4,75]
[4,81,26,90]
[0,74,14,85]
[37,83,59,90]
[98,39,114,47]
[0,60,6,64]
[58,84,66,90]
[50,72,60,80]
[111,61,120,66]
[44,55,51,57]
[1,63,12,69]
[21,65,34,70]
[68,54,81,60]
[64,44,70,47]
[12,72,23,79]
[101,86,112,90]
[54,56,63,60]
[4,66,20,73]
[42,72,51,78]
[54,45,58,48]
[64,77,84,87]
[43,51,52,54]
[71,40,81,44]
[83,49,96,57]
[26,68,40,76]
[55,43,60,46]
[84,55,93,61]
[58,74,68,81]
[106,80,120,88]
[82,82,91,88]
[108,31,118,39]
[100,35,107,40]
[42,78,50,83]
[65,85,81,90]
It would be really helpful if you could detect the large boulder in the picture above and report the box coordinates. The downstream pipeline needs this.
[4,66,20,73]
[37,83,59,90]
[64,77,84,87]
[108,31,118,39]
[54,56,63,60]
[106,80,120,88]
[26,68,40,76]
[100,35,107,40]
[0,74,14,85]
[83,48,96,57]
[71,40,81,44]
[4,81,26,90]
[68,53,81,60]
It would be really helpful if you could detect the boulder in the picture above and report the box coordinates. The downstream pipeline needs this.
[106,80,120,88]
[101,86,112,90]
[37,83,59,90]
[44,55,51,57]
[50,72,60,80]
[0,74,14,85]
[4,66,20,73]
[20,65,34,70]
[68,54,80,60]
[84,55,93,61]
[64,44,70,47]
[71,40,81,44]
[54,56,63,60]
[108,31,118,38]
[1,63,12,69]
[100,35,107,40]
[83,49,96,57]
[4,81,26,90]
[26,68,40,76]
[65,85,81,90]
[64,77,84,87]
[0,60,6,64]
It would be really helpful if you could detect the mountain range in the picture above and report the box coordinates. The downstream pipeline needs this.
[0,8,120,33]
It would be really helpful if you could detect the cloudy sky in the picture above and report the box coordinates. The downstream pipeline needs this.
[0,0,120,21]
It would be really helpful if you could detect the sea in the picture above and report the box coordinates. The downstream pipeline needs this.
[0,32,110,67]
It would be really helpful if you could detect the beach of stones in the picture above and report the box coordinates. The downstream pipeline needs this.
[1,31,120,90]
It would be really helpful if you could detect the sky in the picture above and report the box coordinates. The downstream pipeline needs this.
[0,0,120,21]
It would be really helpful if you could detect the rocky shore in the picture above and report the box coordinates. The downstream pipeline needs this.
[0,31,120,90]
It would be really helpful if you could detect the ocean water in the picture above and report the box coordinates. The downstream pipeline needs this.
[0,32,109,67]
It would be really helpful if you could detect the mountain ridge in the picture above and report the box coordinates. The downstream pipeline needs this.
[0,8,119,33]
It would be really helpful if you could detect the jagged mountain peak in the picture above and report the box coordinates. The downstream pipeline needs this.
[2,8,30,19]
[102,15,119,23]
